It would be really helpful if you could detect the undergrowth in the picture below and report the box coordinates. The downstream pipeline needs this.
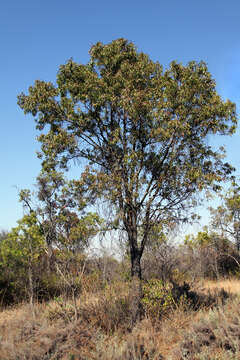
[0,279,239,360]
[177,295,240,360]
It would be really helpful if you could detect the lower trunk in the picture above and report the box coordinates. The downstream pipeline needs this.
[130,249,143,325]
[47,245,55,272]
[28,263,35,318]
[125,208,144,325]
[72,288,78,322]
[131,249,142,279]
[28,263,34,306]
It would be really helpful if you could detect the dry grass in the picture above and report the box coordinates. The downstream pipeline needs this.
[0,301,96,359]
[0,278,239,359]
[94,319,163,359]
[153,306,197,358]
[201,278,240,295]
[175,295,240,359]
[198,279,240,295]
[0,281,131,359]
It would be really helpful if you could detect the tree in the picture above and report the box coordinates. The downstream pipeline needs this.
[210,184,240,251]
[18,38,237,321]
[184,228,240,278]
[19,170,101,269]
[1,213,45,306]
[18,171,101,312]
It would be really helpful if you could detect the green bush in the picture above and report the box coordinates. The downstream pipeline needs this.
[142,279,175,318]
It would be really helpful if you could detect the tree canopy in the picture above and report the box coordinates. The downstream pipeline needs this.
[19,170,101,256]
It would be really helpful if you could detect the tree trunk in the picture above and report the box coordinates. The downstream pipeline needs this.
[47,244,55,273]
[129,246,143,326]
[125,206,144,325]
[28,262,35,318]
[28,263,34,306]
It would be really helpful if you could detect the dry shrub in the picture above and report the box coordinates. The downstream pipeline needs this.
[142,280,230,324]
[41,280,132,333]
[81,271,104,293]
[142,242,179,283]
[44,296,78,323]
[80,281,132,334]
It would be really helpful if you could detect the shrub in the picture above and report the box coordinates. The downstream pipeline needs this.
[80,281,132,334]
[142,279,175,319]
[142,279,231,324]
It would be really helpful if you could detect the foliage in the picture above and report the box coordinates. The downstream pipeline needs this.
[184,229,240,278]
[0,209,99,306]
[1,213,45,267]
[142,279,175,318]
[19,171,103,266]
[210,184,240,251]
[0,213,45,304]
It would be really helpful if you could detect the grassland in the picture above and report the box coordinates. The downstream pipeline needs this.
[1,278,240,359]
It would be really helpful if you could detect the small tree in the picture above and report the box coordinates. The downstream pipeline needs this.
[18,38,237,322]
[1,213,45,306]
[20,170,101,268]
[210,184,240,251]
[184,229,240,279]
[17,172,101,315]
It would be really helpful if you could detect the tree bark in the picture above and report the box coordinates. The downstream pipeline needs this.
[46,244,55,273]
[28,263,34,307]
[131,247,142,279]
[129,243,143,326]
[28,262,36,318]
[125,206,144,325]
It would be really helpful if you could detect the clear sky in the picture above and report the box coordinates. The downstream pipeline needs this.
[1,0,240,231]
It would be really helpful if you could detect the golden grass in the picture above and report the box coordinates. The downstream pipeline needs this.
[0,278,239,359]
[0,281,131,359]
[175,295,240,359]
[154,308,196,358]
[0,301,96,360]
[201,278,240,295]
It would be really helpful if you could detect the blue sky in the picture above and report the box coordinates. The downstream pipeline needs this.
[1,0,240,231]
